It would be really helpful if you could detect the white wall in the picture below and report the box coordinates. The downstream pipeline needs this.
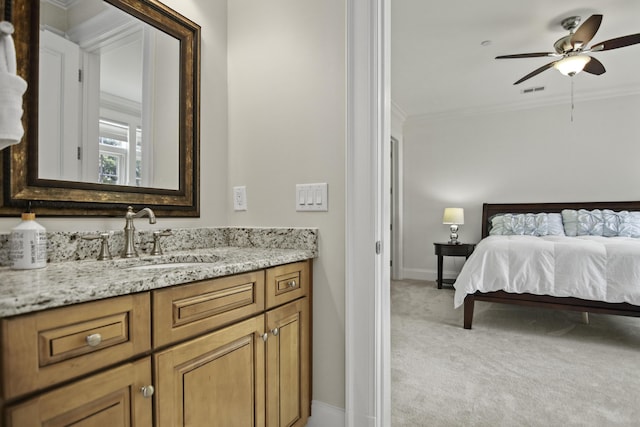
[227,0,346,410]
[0,0,228,232]
[401,93,640,281]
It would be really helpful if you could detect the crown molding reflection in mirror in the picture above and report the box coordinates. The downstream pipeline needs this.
[0,0,200,216]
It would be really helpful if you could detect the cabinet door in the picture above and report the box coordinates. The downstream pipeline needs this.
[265,298,310,427]
[155,315,265,427]
[5,358,152,426]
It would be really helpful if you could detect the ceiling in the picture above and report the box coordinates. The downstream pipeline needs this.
[391,0,640,118]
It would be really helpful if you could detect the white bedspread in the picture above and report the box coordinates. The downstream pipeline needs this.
[453,235,640,308]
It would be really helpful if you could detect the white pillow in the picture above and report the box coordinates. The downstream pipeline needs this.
[489,213,555,236]
[562,209,604,236]
[547,213,565,236]
[602,209,621,237]
[618,211,640,237]
[562,209,640,237]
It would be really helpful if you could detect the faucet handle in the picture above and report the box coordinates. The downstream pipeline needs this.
[151,229,173,256]
[81,232,113,261]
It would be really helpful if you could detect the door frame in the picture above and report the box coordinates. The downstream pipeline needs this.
[345,0,390,426]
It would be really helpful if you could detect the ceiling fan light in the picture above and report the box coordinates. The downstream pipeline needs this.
[554,55,592,76]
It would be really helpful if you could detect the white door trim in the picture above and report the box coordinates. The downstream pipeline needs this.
[345,0,390,426]
[390,135,403,280]
[390,102,406,281]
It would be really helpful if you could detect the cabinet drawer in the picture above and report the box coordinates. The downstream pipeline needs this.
[39,313,129,367]
[265,260,311,309]
[153,270,265,348]
[1,293,151,400]
[6,357,153,426]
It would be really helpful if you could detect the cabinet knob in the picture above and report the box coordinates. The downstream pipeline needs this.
[288,280,296,288]
[140,385,155,398]
[261,332,269,342]
[271,327,279,336]
[86,333,102,347]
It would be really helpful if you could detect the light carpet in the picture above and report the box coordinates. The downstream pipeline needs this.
[391,279,640,427]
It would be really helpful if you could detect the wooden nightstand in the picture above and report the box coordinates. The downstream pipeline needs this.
[433,242,476,289]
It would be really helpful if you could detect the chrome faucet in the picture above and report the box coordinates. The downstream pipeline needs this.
[122,206,156,258]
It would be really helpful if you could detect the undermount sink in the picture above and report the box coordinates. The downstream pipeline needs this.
[116,253,221,270]
[126,262,211,271]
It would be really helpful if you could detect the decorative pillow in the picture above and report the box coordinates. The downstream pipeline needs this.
[561,209,579,236]
[547,213,565,236]
[562,209,640,237]
[602,209,621,237]
[489,213,554,236]
[618,211,640,237]
[562,209,604,236]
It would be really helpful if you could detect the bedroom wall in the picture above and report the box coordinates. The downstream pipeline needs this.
[401,93,640,281]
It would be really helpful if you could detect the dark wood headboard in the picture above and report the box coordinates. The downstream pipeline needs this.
[481,201,640,238]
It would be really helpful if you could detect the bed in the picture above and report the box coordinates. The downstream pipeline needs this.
[458,201,640,329]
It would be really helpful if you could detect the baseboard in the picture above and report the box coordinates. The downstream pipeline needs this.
[306,400,345,427]
[402,267,461,283]
[402,267,432,281]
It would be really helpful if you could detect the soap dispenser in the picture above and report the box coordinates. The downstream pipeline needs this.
[9,212,47,269]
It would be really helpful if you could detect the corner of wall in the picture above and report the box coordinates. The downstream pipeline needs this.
[306,400,345,427]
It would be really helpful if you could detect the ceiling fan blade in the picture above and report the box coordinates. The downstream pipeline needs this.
[591,34,640,52]
[496,52,557,59]
[583,57,606,75]
[571,14,602,48]
[513,61,558,85]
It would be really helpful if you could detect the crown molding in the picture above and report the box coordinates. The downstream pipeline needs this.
[42,0,81,9]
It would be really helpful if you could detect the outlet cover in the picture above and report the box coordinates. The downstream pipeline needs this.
[233,186,247,211]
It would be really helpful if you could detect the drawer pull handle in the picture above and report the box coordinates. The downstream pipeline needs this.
[288,280,297,288]
[271,328,279,336]
[141,385,155,398]
[86,333,102,347]
[262,332,269,342]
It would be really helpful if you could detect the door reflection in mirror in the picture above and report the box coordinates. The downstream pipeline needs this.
[38,0,179,190]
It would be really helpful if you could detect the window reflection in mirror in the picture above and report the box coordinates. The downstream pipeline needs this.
[38,0,179,190]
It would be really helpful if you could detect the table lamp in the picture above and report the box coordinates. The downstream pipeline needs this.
[443,207,464,244]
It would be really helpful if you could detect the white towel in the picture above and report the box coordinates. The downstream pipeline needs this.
[0,21,27,151]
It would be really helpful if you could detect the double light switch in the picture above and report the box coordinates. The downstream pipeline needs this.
[296,183,328,211]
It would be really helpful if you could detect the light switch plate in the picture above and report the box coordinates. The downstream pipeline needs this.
[233,186,247,211]
[296,183,328,211]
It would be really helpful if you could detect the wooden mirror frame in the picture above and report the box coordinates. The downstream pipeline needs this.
[0,0,200,216]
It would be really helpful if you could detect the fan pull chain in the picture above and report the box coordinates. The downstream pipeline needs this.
[570,77,575,122]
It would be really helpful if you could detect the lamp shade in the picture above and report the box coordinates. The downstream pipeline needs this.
[443,207,464,225]
[554,55,591,76]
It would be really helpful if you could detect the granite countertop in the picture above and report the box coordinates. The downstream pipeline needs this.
[0,246,315,318]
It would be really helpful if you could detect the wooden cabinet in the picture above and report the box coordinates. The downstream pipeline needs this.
[154,260,311,427]
[1,293,151,400]
[0,260,312,427]
[266,298,310,427]
[155,316,266,427]
[152,270,265,348]
[5,358,153,426]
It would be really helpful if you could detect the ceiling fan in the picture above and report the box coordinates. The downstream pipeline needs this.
[496,14,640,85]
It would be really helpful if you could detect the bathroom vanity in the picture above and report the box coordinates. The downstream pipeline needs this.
[0,227,315,426]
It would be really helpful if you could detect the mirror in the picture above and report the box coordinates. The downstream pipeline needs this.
[0,0,200,216]
[39,0,180,190]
